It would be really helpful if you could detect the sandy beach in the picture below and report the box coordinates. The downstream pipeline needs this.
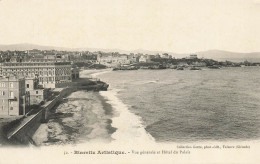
[32,69,115,146]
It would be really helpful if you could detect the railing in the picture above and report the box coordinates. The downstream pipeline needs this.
[8,96,17,101]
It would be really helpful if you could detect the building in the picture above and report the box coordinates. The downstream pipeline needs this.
[139,56,147,63]
[189,54,198,59]
[155,53,161,58]
[25,77,47,105]
[161,53,170,59]
[97,54,130,67]
[178,62,189,67]
[0,76,30,116]
[28,49,42,55]
[139,55,151,63]
[71,68,80,80]
[1,61,72,88]
[127,54,139,63]
[0,63,2,75]
[191,61,206,67]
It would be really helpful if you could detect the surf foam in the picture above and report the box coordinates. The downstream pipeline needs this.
[100,89,155,145]
[80,69,112,78]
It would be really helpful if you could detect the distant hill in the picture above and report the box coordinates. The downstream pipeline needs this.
[196,49,260,59]
[0,43,72,51]
[0,44,260,62]
[195,50,260,62]
[0,43,132,53]
[0,43,58,51]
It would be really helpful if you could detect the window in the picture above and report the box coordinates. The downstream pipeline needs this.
[1,83,5,87]
[27,84,29,88]
[9,82,13,88]
[36,91,38,94]
[9,91,13,98]
[10,107,13,110]
[1,91,5,96]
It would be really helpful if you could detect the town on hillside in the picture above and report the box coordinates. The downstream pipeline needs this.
[0,48,259,145]
[1,49,259,70]
[0,49,259,117]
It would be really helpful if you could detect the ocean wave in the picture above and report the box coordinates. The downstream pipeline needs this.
[139,80,159,85]
[100,89,155,144]
[79,69,112,79]
[88,69,112,78]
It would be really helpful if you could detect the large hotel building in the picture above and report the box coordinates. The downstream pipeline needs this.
[0,61,72,88]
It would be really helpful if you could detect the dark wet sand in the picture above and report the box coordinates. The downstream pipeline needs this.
[97,93,117,135]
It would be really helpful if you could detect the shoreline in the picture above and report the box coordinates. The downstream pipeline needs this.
[32,91,117,146]
[3,68,259,146]
[76,68,156,144]
[99,89,156,144]
[79,68,112,78]
[31,69,115,146]
[81,68,117,141]
[93,69,156,144]
[0,69,113,146]
[90,68,260,144]
[97,93,117,136]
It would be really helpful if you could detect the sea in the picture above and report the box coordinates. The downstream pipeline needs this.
[33,67,260,145]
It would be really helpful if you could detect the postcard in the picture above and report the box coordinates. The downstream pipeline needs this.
[0,0,259,163]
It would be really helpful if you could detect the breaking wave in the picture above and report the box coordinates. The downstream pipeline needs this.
[100,89,155,144]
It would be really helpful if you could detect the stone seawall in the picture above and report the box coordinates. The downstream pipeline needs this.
[7,87,73,145]
[8,110,44,145]
[4,78,109,145]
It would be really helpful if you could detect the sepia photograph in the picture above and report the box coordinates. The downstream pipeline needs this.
[0,0,259,163]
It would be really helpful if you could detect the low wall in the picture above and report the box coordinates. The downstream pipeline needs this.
[6,84,103,145]
[8,110,43,145]
[7,87,73,145]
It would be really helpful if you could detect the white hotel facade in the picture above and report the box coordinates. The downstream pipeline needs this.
[97,54,131,67]
[0,61,72,88]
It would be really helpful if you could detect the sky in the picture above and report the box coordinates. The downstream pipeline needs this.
[0,0,260,53]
